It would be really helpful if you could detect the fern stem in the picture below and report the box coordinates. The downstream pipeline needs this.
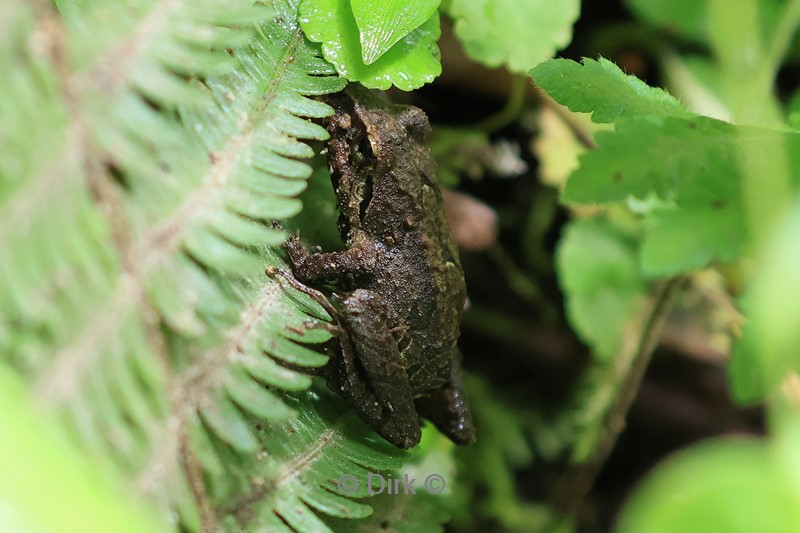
[33,279,141,402]
[180,421,218,532]
[475,75,527,133]
[224,425,342,522]
[134,29,306,276]
[136,281,282,491]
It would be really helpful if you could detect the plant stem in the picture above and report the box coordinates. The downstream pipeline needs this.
[764,0,800,73]
[547,277,686,521]
[708,0,800,249]
[475,76,527,133]
[488,244,558,325]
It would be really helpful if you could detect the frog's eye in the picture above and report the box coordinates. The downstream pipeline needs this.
[398,107,430,139]
[353,134,378,167]
[358,136,373,158]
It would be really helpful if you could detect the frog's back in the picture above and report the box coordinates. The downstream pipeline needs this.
[339,87,467,392]
[368,166,467,393]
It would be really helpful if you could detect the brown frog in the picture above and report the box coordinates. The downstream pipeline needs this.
[279,85,474,449]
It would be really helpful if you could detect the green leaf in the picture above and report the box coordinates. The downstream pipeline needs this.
[218,385,408,530]
[327,492,449,532]
[447,0,580,73]
[557,218,647,360]
[728,318,764,404]
[299,0,442,90]
[302,488,373,520]
[618,438,800,533]
[564,116,800,276]
[350,0,441,65]
[730,200,800,403]
[623,0,707,42]
[531,58,688,123]
[224,367,295,420]
[200,390,260,454]
[640,206,744,277]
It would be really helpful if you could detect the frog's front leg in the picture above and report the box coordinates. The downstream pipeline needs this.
[283,231,377,284]
[329,288,422,449]
[415,352,476,445]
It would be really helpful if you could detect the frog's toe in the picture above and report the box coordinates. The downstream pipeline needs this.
[415,381,476,446]
[398,433,421,449]
[380,421,421,449]
[441,417,476,445]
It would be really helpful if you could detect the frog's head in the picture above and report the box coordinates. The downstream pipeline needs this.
[325,86,436,241]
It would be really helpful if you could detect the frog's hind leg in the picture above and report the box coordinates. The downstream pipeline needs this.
[415,351,476,445]
[330,289,422,449]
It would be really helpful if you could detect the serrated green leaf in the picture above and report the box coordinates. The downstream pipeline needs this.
[351,0,440,65]
[641,206,743,277]
[564,116,800,275]
[299,0,442,90]
[531,58,688,123]
[557,218,647,360]
[447,0,579,73]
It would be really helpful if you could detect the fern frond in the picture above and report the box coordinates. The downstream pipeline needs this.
[327,492,450,533]
[2,0,427,529]
[210,386,405,531]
